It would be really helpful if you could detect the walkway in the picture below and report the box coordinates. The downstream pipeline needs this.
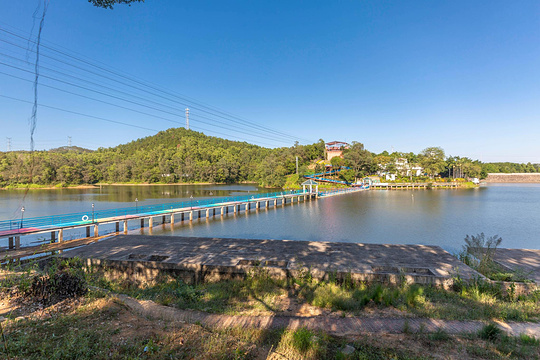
[117,293,540,338]
[61,235,482,285]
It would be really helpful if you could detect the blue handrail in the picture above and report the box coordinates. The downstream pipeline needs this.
[0,189,304,232]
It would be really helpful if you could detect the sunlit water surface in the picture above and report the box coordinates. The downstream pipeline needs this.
[1,183,539,253]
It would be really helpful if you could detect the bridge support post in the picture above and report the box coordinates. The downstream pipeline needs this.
[149,217,153,229]
[51,231,56,243]
[265,200,269,208]
[282,198,285,207]
[198,210,201,218]
[58,229,63,243]
[162,215,166,224]
[93,224,98,237]
[140,219,144,228]
[15,236,20,249]
[115,222,120,232]
[181,213,185,222]
[189,211,193,222]
[8,237,13,249]
[171,213,175,224]
[256,201,260,210]
[206,209,209,219]
[221,207,225,216]
[123,220,128,233]
[234,205,237,214]
[213,208,216,217]
[274,199,277,207]
[86,226,90,237]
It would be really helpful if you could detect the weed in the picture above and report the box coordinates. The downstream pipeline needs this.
[478,323,502,341]
[519,333,540,346]
[403,319,411,334]
[429,328,450,341]
[291,327,314,353]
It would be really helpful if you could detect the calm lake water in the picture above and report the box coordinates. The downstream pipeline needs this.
[1,183,539,253]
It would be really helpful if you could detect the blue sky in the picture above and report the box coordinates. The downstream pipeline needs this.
[0,1,539,162]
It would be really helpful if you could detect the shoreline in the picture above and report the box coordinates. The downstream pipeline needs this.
[0,181,482,191]
[0,182,261,191]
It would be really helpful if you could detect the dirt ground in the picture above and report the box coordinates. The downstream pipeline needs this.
[1,288,536,359]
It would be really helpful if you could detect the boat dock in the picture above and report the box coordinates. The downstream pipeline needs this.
[369,182,461,190]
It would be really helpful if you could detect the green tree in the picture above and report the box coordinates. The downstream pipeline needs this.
[330,156,344,168]
[343,142,373,178]
[419,147,446,178]
[89,0,144,9]
[339,169,355,183]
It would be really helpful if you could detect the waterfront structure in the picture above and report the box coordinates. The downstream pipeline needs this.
[0,187,364,255]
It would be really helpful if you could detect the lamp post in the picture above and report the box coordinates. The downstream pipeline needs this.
[20,206,25,229]
[92,203,95,223]
[135,198,138,213]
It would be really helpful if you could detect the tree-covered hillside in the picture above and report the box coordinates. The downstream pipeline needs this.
[1,131,538,188]
[0,128,325,188]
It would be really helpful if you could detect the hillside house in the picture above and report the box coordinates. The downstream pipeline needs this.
[325,141,350,161]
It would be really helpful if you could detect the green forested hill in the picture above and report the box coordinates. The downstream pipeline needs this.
[0,128,325,188]
[1,130,538,188]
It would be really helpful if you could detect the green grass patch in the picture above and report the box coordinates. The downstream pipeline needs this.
[87,267,287,315]
[86,266,540,322]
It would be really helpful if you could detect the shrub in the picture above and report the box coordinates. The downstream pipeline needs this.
[292,328,315,353]
[462,233,502,275]
[479,323,502,341]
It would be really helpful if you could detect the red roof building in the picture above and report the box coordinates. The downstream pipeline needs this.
[325,141,350,161]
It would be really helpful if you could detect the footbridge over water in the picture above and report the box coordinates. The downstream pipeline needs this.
[0,187,366,259]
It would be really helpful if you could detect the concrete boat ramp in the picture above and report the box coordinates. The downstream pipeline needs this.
[61,235,481,286]
[493,248,540,284]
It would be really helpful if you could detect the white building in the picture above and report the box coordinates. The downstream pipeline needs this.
[377,158,423,180]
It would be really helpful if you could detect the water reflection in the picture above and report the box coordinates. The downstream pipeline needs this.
[1,184,539,253]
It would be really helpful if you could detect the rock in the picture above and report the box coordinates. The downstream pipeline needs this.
[341,344,355,355]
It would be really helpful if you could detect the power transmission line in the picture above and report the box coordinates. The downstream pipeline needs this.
[0,26,313,144]
[0,94,278,147]
[0,56,298,144]
[0,69,292,145]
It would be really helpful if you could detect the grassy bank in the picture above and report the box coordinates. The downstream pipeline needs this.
[3,299,539,359]
[87,266,540,322]
[1,259,539,359]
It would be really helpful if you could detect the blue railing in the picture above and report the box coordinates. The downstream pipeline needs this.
[0,189,304,232]
[305,167,353,185]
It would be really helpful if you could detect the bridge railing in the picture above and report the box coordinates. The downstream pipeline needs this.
[0,189,305,232]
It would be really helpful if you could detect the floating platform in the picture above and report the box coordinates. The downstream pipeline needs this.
[61,235,481,287]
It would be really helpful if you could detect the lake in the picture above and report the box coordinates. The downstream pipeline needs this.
[1,183,539,253]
